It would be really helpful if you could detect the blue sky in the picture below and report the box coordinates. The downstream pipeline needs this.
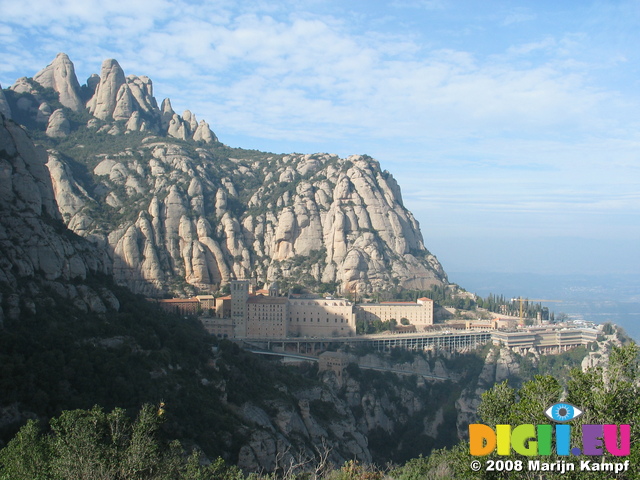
[1,0,639,279]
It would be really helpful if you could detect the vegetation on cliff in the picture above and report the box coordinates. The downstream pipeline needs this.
[3,342,637,479]
[398,342,640,480]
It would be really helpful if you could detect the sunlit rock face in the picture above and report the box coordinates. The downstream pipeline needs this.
[33,53,84,112]
[53,147,447,296]
[6,53,447,295]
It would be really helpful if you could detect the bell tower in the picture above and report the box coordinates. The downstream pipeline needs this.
[230,280,249,337]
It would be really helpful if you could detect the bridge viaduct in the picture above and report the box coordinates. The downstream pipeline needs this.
[243,329,493,355]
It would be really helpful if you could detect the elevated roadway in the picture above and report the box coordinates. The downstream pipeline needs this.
[243,329,493,355]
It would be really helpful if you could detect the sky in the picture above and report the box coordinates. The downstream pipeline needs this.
[1,0,639,283]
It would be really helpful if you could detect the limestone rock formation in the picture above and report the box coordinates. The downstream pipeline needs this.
[45,141,446,295]
[160,98,175,130]
[87,59,126,120]
[193,119,217,143]
[167,113,188,139]
[182,110,198,134]
[10,54,218,144]
[10,77,38,95]
[9,78,44,119]
[125,111,143,131]
[78,57,201,139]
[33,52,84,111]
[86,73,100,94]
[126,75,157,114]
[231,358,464,472]
[6,54,447,296]
[45,109,70,137]
[112,83,136,121]
[36,102,52,124]
[0,114,111,319]
[454,346,522,440]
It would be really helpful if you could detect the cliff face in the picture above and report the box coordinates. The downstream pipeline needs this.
[2,54,447,296]
[0,113,115,322]
[227,355,470,472]
[61,146,445,296]
[227,346,534,472]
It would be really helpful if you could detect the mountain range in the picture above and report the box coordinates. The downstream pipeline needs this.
[0,53,447,298]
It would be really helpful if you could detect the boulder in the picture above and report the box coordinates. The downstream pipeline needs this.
[45,109,70,138]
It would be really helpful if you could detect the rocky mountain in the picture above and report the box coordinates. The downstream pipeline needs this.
[0,104,615,471]
[1,53,447,296]
[0,113,116,323]
[0,106,439,468]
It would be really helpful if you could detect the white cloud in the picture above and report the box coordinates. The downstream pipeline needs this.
[502,11,537,26]
[391,0,448,11]
[1,2,627,146]
[0,0,175,26]
[3,3,635,166]
[506,37,557,57]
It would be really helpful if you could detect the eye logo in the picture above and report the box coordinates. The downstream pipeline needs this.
[545,403,583,422]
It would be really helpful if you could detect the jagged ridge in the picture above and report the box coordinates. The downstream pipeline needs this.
[1,54,447,296]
